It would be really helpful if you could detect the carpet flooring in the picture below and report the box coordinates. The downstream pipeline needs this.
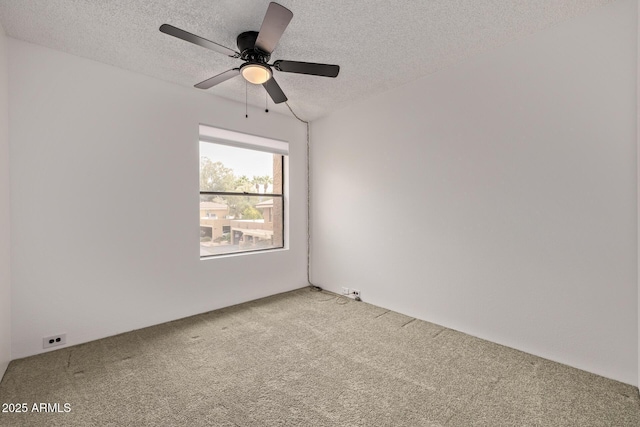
[0,287,639,426]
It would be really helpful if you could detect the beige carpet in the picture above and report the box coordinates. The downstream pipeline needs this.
[0,287,639,426]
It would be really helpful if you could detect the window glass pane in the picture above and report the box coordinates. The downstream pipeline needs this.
[200,194,283,257]
[199,141,282,194]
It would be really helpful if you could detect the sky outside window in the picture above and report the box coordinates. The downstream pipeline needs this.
[199,141,273,180]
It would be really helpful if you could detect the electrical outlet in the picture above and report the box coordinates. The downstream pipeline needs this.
[351,289,361,298]
[43,333,66,349]
[341,287,349,295]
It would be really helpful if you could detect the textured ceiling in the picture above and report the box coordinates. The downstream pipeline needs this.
[0,0,612,121]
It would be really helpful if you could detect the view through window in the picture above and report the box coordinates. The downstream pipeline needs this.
[199,126,286,257]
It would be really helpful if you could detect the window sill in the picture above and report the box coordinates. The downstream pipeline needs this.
[199,247,289,261]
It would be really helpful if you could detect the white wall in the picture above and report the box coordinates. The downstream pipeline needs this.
[312,0,638,385]
[9,39,308,359]
[0,23,11,378]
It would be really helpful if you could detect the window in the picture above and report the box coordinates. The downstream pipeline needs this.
[199,125,287,257]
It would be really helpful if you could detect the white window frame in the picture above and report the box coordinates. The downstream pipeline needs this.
[199,124,288,258]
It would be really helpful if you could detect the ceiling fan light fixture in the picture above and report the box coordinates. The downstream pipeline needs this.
[241,63,272,84]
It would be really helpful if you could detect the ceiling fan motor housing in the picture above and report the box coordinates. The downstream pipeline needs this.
[237,31,270,63]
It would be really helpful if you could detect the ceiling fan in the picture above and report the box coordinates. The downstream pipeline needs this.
[160,2,340,104]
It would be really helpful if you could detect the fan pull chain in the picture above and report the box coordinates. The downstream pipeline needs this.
[265,90,269,113]
[245,80,248,118]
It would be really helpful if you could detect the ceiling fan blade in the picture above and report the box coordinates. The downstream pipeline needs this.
[160,24,239,58]
[263,77,288,104]
[195,69,240,89]
[255,2,293,55]
[273,60,340,78]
